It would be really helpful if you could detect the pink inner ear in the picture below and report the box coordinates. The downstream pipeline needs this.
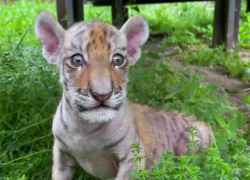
[127,28,144,58]
[40,22,59,54]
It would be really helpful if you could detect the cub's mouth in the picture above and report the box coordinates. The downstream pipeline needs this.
[94,104,110,110]
[75,102,122,112]
[75,103,108,112]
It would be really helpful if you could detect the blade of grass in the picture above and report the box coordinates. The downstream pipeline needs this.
[13,25,31,55]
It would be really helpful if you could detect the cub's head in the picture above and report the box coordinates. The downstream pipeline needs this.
[35,11,149,123]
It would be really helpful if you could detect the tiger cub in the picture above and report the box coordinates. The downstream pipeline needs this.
[35,11,211,180]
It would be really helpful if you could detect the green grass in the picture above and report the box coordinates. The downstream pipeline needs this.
[1,0,250,180]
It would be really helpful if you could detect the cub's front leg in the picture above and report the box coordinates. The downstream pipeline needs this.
[52,142,77,180]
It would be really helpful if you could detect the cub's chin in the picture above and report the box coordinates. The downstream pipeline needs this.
[79,107,118,123]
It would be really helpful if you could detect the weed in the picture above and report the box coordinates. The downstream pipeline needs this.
[182,46,250,81]
[129,127,250,180]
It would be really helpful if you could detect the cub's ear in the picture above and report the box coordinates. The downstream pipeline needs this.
[120,15,149,65]
[35,11,65,65]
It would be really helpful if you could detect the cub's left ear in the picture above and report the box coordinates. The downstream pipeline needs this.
[120,15,149,65]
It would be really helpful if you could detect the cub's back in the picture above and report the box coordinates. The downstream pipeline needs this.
[130,102,211,169]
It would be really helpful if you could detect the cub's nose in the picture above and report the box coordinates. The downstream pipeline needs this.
[90,91,112,103]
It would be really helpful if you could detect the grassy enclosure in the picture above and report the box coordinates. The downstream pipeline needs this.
[1,0,250,179]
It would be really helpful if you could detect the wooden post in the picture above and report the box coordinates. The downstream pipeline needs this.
[56,0,68,29]
[234,0,241,47]
[212,0,225,46]
[74,0,84,22]
[226,0,236,49]
[247,0,250,12]
[112,0,128,28]
[66,0,84,27]
[212,0,241,49]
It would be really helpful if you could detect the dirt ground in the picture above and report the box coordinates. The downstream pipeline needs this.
[143,37,250,118]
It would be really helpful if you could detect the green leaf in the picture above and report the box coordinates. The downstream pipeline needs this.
[165,91,178,100]
[217,136,228,149]
[65,14,69,20]
[228,119,238,131]
[147,52,161,59]
[243,96,250,104]
[226,129,236,140]
[131,6,140,13]
[215,115,227,128]
[236,110,246,127]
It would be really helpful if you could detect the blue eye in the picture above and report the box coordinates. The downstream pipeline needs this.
[112,54,125,67]
[71,54,84,67]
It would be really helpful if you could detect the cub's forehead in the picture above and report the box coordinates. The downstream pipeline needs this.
[68,21,118,38]
[65,21,126,50]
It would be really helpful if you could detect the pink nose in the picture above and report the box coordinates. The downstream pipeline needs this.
[90,91,112,102]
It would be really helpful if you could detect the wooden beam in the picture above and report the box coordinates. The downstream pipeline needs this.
[91,0,212,6]
[56,0,68,29]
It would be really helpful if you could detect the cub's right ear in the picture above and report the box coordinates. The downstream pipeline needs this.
[35,11,65,65]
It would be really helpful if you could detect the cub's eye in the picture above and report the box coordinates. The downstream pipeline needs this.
[112,54,125,67]
[71,54,84,67]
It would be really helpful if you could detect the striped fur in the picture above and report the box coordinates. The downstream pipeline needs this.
[35,11,211,180]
